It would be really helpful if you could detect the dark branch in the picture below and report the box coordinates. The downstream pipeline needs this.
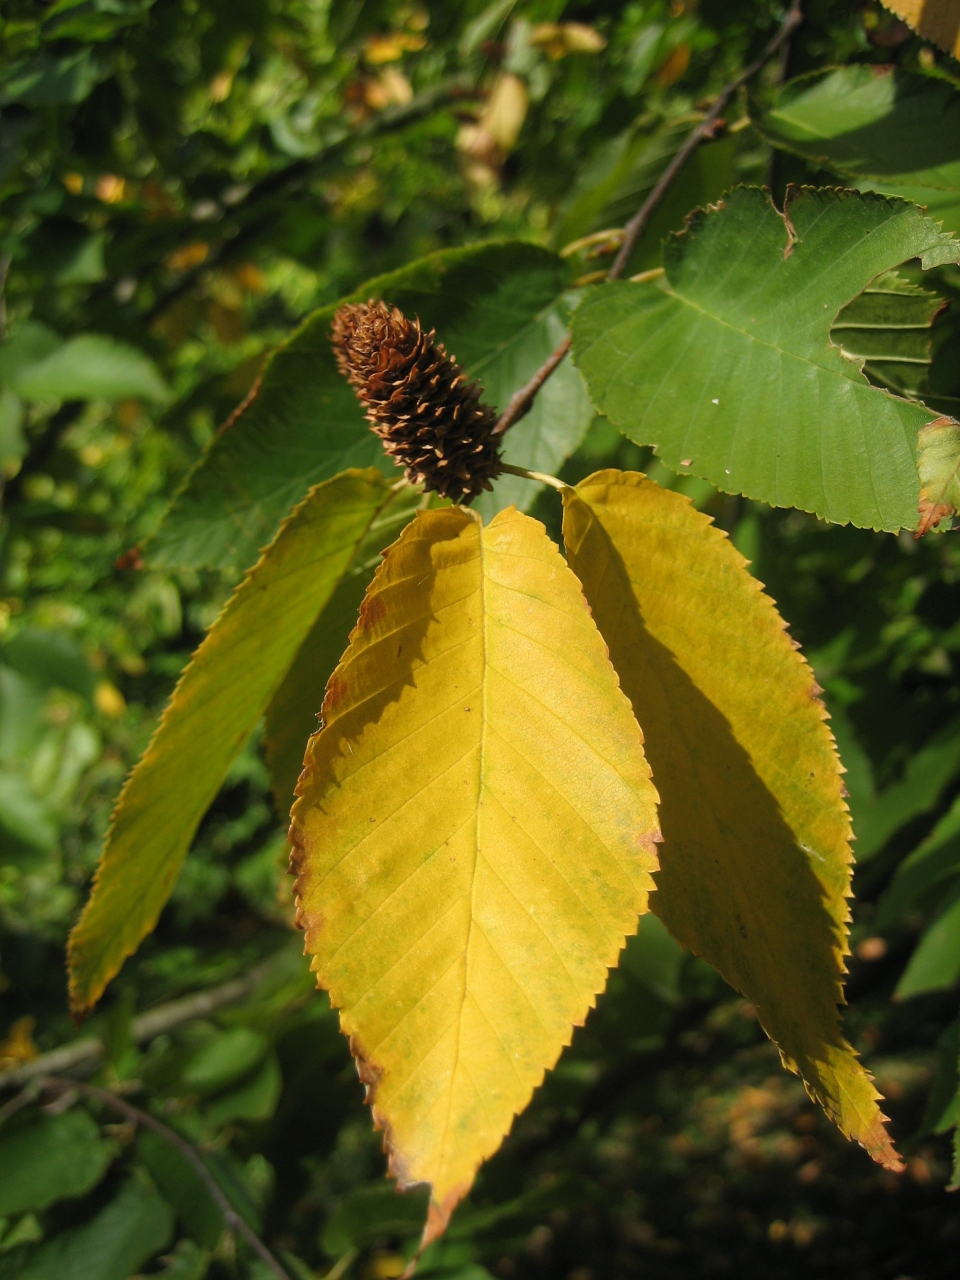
[40,1076,293,1280]
[608,3,804,280]
[494,3,804,439]
[493,334,571,436]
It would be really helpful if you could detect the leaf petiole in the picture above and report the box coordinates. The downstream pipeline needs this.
[499,462,569,492]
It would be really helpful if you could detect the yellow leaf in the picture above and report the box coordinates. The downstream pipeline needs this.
[880,1,960,58]
[290,506,659,1243]
[562,470,903,1172]
[264,483,424,811]
[68,470,400,1019]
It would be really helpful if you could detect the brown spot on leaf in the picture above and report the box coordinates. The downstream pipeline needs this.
[916,498,954,537]
[358,592,387,630]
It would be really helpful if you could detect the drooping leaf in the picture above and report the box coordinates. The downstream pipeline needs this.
[562,469,901,1170]
[150,242,592,575]
[758,66,960,233]
[289,506,659,1242]
[67,470,402,1017]
[264,483,424,811]
[830,269,943,395]
[6,1169,173,1280]
[0,1110,116,1216]
[879,1,960,59]
[570,187,959,532]
[916,416,960,533]
[7,335,169,403]
[857,717,960,863]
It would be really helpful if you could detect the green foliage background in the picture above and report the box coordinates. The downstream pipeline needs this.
[1,1,959,1277]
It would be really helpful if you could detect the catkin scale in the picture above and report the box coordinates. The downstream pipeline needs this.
[332,300,502,502]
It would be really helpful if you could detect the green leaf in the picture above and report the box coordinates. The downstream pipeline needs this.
[289,506,659,1242]
[9,335,169,404]
[42,0,155,43]
[179,1027,268,1095]
[321,1184,428,1256]
[570,187,959,532]
[0,48,107,107]
[0,392,26,470]
[562,470,901,1170]
[2,629,96,701]
[150,242,591,575]
[0,1111,116,1216]
[136,1133,223,1251]
[854,716,960,861]
[758,66,960,232]
[7,1170,173,1280]
[923,1018,960,1134]
[555,119,737,272]
[878,794,960,926]
[895,889,960,998]
[830,269,943,396]
[203,1053,282,1126]
[67,469,402,1017]
[264,483,423,811]
[0,772,57,853]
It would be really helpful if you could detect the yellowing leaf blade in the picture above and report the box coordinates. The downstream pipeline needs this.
[881,1,960,58]
[68,469,401,1018]
[562,470,902,1172]
[290,507,659,1240]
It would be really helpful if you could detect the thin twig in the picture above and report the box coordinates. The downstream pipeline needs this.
[493,335,571,435]
[500,463,568,492]
[0,948,291,1093]
[608,2,804,280]
[40,1076,292,1280]
[492,4,804,440]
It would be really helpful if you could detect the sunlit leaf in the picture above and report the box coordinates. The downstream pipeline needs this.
[879,0,960,59]
[290,506,659,1243]
[571,187,959,532]
[758,66,960,233]
[68,470,402,1017]
[151,242,591,575]
[562,469,902,1170]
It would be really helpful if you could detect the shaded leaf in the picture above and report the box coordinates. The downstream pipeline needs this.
[562,469,901,1170]
[895,890,960,998]
[0,48,107,107]
[7,1169,173,1280]
[68,470,401,1017]
[2,629,96,701]
[290,506,659,1242]
[758,66,960,232]
[322,1184,428,1255]
[830,269,943,395]
[852,715,960,859]
[0,1111,116,1216]
[136,1133,223,1251]
[203,1053,282,1126]
[879,793,960,925]
[151,242,591,575]
[571,187,959,532]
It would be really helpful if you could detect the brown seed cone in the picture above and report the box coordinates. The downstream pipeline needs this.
[331,300,502,503]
